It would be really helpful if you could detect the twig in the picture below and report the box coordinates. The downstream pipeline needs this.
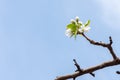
[55,32,119,80]
[73,59,82,72]
[81,33,117,60]
[55,58,120,80]
[73,59,95,77]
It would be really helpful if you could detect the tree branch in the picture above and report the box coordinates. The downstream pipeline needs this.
[73,59,82,72]
[81,33,117,60]
[55,58,120,80]
[73,59,95,78]
[55,32,119,80]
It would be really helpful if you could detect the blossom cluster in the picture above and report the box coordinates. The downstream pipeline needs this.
[65,16,91,38]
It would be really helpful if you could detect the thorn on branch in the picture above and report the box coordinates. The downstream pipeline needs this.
[90,72,95,77]
[73,77,76,80]
[116,71,120,74]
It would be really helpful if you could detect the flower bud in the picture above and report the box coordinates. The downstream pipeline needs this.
[75,16,79,22]
[70,19,76,24]
[78,21,83,24]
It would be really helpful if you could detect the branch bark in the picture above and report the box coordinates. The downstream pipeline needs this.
[55,32,120,80]
[55,58,120,80]
[81,33,117,60]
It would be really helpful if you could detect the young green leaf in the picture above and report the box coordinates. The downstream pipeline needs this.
[84,20,90,27]
[66,24,77,33]
[66,23,78,39]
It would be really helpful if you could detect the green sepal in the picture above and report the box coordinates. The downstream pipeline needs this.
[84,20,90,27]
[74,30,78,39]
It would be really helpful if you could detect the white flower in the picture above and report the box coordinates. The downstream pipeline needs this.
[78,28,83,33]
[65,16,91,38]
[65,29,73,37]
[78,21,83,24]
[83,26,91,32]
[78,25,91,33]
[75,16,79,22]
[70,19,75,24]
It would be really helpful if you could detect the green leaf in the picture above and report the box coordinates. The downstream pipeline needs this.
[66,23,78,38]
[66,24,77,33]
[84,20,90,27]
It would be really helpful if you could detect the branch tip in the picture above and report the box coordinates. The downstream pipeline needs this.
[109,36,113,45]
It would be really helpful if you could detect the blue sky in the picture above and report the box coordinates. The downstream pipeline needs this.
[0,0,120,80]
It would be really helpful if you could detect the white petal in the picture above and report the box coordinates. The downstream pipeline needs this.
[65,29,73,37]
[84,27,91,32]
[78,28,83,33]
[70,19,75,23]
[78,21,83,24]
[75,16,79,21]
[66,29,71,33]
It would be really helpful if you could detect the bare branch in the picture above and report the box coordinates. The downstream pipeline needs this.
[55,32,119,80]
[73,59,95,77]
[55,58,120,80]
[81,33,117,60]
[73,59,82,72]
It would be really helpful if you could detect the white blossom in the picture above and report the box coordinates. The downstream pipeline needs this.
[83,26,91,32]
[78,25,91,33]
[70,19,75,24]
[78,21,83,24]
[75,16,79,22]
[65,29,73,37]
[65,16,91,38]
[78,28,83,33]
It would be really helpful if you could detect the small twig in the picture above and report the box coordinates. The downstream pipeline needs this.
[81,33,117,60]
[55,59,120,80]
[109,36,113,45]
[73,59,95,77]
[73,59,82,72]
[55,32,119,80]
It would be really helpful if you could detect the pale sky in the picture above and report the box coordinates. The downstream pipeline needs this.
[0,0,120,80]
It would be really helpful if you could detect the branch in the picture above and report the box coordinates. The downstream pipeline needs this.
[73,59,95,78]
[55,32,119,80]
[73,59,82,72]
[55,58,120,80]
[81,33,117,60]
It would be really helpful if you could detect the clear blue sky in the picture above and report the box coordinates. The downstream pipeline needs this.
[0,0,120,80]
